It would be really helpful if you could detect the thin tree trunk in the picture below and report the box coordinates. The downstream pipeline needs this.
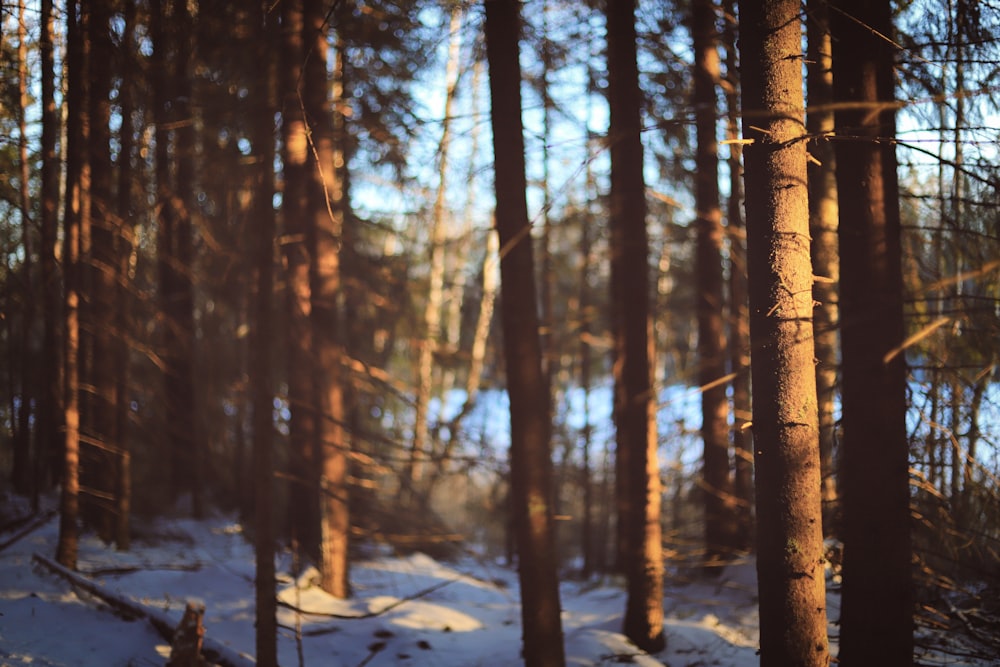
[57,0,86,571]
[173,0,201,518]
[831,0,914,662]
[738,0,830,663]
[806,0,840,538]
[484,2,566,664]
[38,0,63,503]
[13,0,35,497]
[411,6,463,493]
[250,3,278,662]
[87,0,119,543]
[692,0,734,569]
[721,0,752,551]
[606,0,665,652]
[114,0,137,551]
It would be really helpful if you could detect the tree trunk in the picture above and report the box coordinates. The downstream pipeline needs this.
[88,0,120,544]
[57,0,86,571]
[806,0,840,538]
[38,0,63,501]
[114,0,137,552]
[484,2,566,665]
[250,3,278,662]
[831,0,914,662]
[13,0,35,498]
[738,0,830,663]
[692,0,734,569]
[606,0,665,652]
[721,0,753,551]
[305,0,350,599]
[280,0,321,564]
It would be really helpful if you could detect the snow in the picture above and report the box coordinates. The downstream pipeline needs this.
[0,498,990,666]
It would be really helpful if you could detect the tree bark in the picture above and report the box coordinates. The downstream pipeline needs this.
[280,0,321,564]
[831,0,914,662]
[806,0,840,538]
[57,0,86,571]
[484,2,566,664]
[721,0,753,551]
[692,0,734,568]
[606,0,665,653]
[738,0,830,663]
[250,2,278,664]
[38,0,63,501]
[305,0,350,599]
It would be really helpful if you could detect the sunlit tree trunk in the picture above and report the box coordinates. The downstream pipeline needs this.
[250,3,278,662]
[806,0,840,537]
[484,1,566,664]
[281,0,321,565]
[692,0,734,568]
[606,0,665,652]
[738,0,830,663]
[57,0,87,571]
[831,0,914,662]
[305,0,350,598]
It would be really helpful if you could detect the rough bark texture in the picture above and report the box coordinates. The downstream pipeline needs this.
[606,0,665,653]
[693,0,734,567]
[806,0,841,537]
[738,0,830,663]
[484,2,566,665]
[831,0,914,663]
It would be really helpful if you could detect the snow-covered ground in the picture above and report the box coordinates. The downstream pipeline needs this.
[0,497,992,666]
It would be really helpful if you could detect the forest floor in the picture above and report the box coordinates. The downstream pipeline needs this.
[0,493,995,667]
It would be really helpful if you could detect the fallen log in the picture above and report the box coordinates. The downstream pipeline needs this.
[0,511,56,552]
[32,552,255,667]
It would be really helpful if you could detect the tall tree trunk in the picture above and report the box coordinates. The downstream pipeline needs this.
[13,0,35,497]
[738,0,830,663]
[806,0,840,537]
[173,0,201,518]
[721,0,752,551]
[483,2,566,665]
[38,0,63,501]
[114,0,137,552]
[606,0,665,652]
[831,0,914,662]
[280,0,320,563]
[88,0,120,544]
[57,0,87,571]
[692,0,734,569]
[305,0,350,598]
[250,2,278,662]
[578,206,595,580]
